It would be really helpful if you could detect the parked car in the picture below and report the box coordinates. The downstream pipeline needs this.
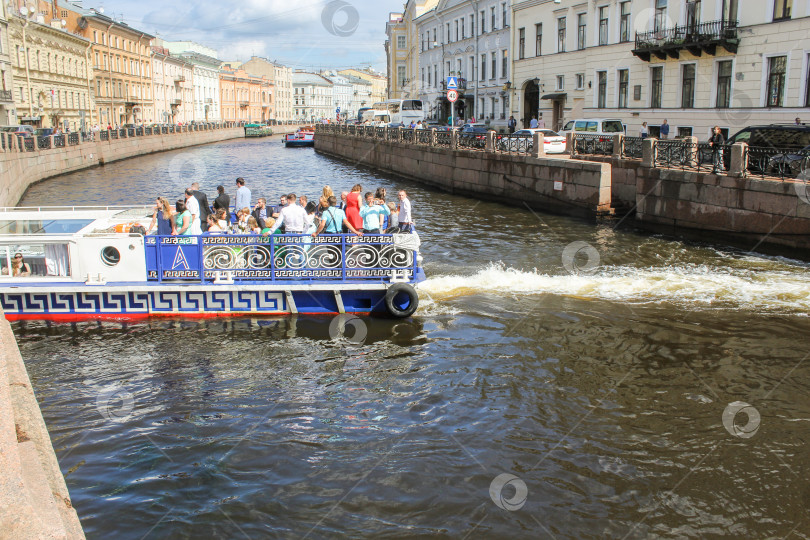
[34,128,54,137]
[559,118,625,136]
[1,125,34,137]
[726,124,810,175]
[499,128,566,154]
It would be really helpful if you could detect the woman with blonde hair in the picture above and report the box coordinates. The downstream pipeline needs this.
[146,196,175,235]
[322,185,334,200]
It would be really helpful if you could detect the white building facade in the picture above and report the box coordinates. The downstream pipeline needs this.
[165,41,220,122]
[292,71,334,122]
[322,72,354,121]
[415,0,512,129]
[511,0,810,138]
[0,2,14,125]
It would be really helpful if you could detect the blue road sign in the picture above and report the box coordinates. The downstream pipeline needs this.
[446,77,458,89]
[336,107,341,113]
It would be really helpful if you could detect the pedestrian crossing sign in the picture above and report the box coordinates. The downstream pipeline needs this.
[446,77,458,89]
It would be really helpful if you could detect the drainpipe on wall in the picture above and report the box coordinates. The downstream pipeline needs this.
[20,17,33,119]
[84,42,93,126]
[472,0,479,121]
[105,21,113,126]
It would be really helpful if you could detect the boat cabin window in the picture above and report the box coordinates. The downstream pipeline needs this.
[0,219,93,235]
[402,100,423,111]
[0,244,70,277]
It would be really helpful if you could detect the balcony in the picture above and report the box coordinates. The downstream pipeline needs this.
[239,101,249,108]
[171,99,182,106]
[0,90,12,102]
[633,19,738,61]
[174,76,186,84]
[205,98,213,104]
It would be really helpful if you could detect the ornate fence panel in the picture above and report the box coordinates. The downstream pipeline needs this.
[145,234,418,283]
[1,134,5,150]
[416,129,432,145]
[497,134,532,154]
[458,133,486,150]
[145,127,153,136]
[655,140,726,173]
[376,127,386,139]
[621,136,643,159]
[68,133,79,146]
[23,137,34,152]
[37,136,51,150]
[401,129,415,144]
[573,133,614,155]
[100,130,109,141]
[435,130,452,148]
[127,128,135,137]
[119,129,127,138]
[111,130,119,140]
[53,135,65,148]
[162,126,168,134]
[386,128,399,142]
[746,146,810,180]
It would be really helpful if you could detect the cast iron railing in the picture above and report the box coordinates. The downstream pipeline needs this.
[68,133,79,145]
[37,136,51,150]
[621,136,643,159]
[416,129,432,145]
[53,135,65,148]
[746,146,810,180]
[497,134,532,154]
[573,133,614,155]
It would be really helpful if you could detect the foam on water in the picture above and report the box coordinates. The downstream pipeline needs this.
[419,262,810,314]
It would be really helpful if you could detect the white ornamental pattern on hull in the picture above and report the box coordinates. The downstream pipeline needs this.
[203,244,412,271]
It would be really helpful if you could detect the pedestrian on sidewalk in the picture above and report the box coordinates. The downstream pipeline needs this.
[709,126,726,174]
[660,119,670,139]
[640,122,648,139]
[508,116,517,133]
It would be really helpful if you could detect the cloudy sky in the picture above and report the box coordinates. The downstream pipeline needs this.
[103,0,392,71]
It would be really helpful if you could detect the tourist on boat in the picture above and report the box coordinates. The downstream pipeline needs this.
[312,196,363,237]
[384,202,399,233]
[252,198,269,229]
[271,195,287,219]
[206,214,224,233]
[234,178,251,219]
[260,217,278,236]
[215,209,230,230]
[359,192,390,234]
[397,190,413,233]
[190,182,211,232]
[299,195,308,207]
[304,202,319,234]
[213,185,230,214]
[247,216,261,234]
[338,191,349,211]
[316,195,329,218]
[322,185,334,201]
[266,193,308,235]
[375,187,387,202]
[173,200,192,235]
[146,197,175,236]
[234,208,251,234]
[2,253,31,277]
[345,184,363,230]
[183,189,203,235]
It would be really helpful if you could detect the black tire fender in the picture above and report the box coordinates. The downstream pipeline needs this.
[385,283,419,318]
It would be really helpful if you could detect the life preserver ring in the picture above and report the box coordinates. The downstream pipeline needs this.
[385,283,418,318]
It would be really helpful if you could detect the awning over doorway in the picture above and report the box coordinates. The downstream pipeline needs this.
[541,93,567,100]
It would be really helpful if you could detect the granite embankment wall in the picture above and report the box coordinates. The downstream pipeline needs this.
[0,309,85,538]
[0,125,301,208]
[315,132,612,218]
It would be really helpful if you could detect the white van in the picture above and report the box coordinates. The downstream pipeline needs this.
[559,118,625,137]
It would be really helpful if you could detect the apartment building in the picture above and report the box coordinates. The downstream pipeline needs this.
[321,71,353,120]
[0,2,14,125]
[338,68,387,103]
[165,41,221,122]
[7,10,93,129]
[151,44,193,124]
[219,66,271,123]
[511,0,810,138]
[240,56,294,122]
[292,71,333,122]
[385,1,439,100]
[416,0,512,128]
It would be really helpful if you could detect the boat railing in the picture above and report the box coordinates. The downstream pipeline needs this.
[145,233,420,284]
[0,205,152,213]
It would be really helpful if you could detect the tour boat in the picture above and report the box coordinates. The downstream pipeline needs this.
[0,206,424,321]
[284,129,315,147]
[244,124,273,138]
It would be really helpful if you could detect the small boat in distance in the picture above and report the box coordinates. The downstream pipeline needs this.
[244,123,273,138]
[284,127,315,147]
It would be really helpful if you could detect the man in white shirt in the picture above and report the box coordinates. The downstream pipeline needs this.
[396,190,413,233]
[529,116,538,129]
[184,188,203,235]
[234,177,251,214]
[267,194,308,234]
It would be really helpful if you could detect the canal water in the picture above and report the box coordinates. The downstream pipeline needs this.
[17,137,810,538]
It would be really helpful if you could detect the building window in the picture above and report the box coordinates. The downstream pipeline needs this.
[678,127,693,137]
[535,24,542,56]
[397,35,405,49]
[461,18,465,39]
[716,60,732,108]
[481,54,486,81]
[681,64,696,108]
[446,23,450,43]
[773,0,792,20]
[519,28,525,59]
[576,73,585,90]
[599,6,609,45]
[651,66,663,107]
[481,11,486,33]
[557,17,566,53]
[556,75,564,90]
[577,14,586,50]
[502,49,508,78]
[654,0,667,32]
[491,7,496,30]
[455,20,459,41]
[618,69,629,108]
[491,52,496,79]
[620,2,631,42]
[767,56,787,107]
[597,71,607,108]
[397,65,406,88]
[503,4,508,27]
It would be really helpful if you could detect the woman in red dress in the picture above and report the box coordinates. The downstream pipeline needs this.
[345,184,363,230]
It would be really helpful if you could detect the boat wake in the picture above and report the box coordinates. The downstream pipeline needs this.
[418,262,810,314]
